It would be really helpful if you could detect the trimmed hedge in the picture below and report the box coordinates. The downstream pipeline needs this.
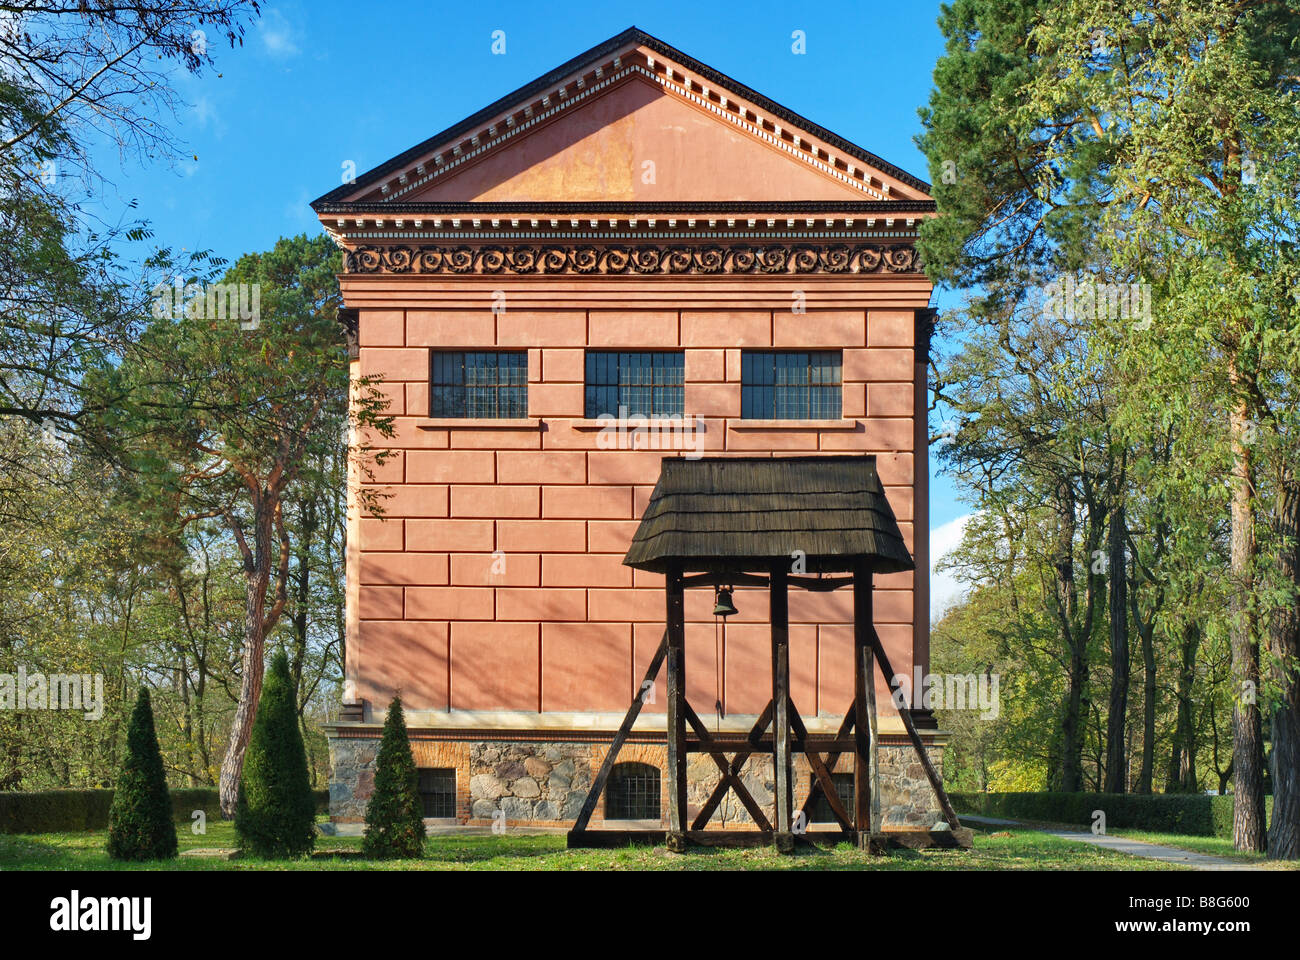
[951,791,1272,838]
[0,788,329,835]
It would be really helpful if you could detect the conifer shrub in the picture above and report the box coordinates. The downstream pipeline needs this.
[106,688,178,860]
[362,696,427,859]
[235,651,316,857]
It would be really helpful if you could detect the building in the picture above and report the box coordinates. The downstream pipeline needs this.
[313,27,941,832]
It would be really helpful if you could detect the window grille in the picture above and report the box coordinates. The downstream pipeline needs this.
[430,351,528,418]
[585,351,685,418]
[741,350,842,419]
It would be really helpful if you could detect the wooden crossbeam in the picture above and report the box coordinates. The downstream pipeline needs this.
[789,697,853,832]
[787,575,855,592]
[680,571,770,589]
[570,630,668,834]
[684,702,772,830]
[685,737,861,753]
[868,626,963,830]
[691,700,774,831]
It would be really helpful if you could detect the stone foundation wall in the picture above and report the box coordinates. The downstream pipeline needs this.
[328,732,944,829]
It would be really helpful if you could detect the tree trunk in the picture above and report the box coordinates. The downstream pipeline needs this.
[1053,481,1088,793]
[217,507,274,818]
[177,656,198,787]
[1136,615,1156,794]
[1267,478,1300,859]
[1228,396,1266,851]
[1105,503,1130,792]
[1166,622,1200,792]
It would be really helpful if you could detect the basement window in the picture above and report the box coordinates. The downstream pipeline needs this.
[430,351,528,418]
[741,350,842,419]
[605,762,661,820]
[585,351,685,418]
[807,772,855,824]
[417,767,457,818]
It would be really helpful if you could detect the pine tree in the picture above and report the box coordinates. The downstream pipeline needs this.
[362,696,427,859]
[107,688,178,861]
[235,651,316,857]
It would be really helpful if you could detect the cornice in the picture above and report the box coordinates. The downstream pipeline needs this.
[315,200,937,215]
[320,208,932,249]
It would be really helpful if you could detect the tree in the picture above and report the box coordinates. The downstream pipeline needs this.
[234,650,315,857]
[0,1,261,445]
[933,291,1122,790]
[1024,0,1300,857]
[362,697,426,859]
[97,234,393,815]
[919,0,1300,854]
[106,688,177,861]
[1269,479,1300,857]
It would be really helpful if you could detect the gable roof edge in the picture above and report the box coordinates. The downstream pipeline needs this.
[312,27,931,209]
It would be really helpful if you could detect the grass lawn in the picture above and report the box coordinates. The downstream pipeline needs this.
[0,820,1191,870]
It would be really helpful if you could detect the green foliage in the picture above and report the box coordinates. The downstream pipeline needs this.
[362,697,427,859]
[106,688,177,860]
[235,652,316,857]
[951,791,1273,839]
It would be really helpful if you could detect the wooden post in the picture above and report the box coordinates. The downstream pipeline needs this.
[665,562,689,851]
[771,562,794,853]
[853,560,875,848]
[866,635,881,829]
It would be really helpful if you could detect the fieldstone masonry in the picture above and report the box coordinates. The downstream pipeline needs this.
[329,733,944,829]
[467,741,594,822]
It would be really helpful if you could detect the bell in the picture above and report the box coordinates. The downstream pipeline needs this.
[712,587,738,618]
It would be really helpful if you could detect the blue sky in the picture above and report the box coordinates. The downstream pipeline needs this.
[85,0,970,541]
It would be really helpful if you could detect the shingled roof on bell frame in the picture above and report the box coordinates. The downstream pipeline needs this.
[623,455,915,575]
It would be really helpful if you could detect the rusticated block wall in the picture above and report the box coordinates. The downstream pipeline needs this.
[351,305,918,721]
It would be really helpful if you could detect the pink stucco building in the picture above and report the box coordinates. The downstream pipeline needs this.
[313,28,941,830]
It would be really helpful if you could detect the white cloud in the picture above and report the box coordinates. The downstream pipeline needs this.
[930,512,975,621]
[259,9,301,57]
[190,95,228,139]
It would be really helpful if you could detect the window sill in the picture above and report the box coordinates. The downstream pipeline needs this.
[569,417,697,431]
[415,418,542,430]
[729,419,859,430]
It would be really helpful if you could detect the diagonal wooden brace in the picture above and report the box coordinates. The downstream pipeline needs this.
[685,702,772,830]
[789,697,853,831]
[691,700,774,831]
[868,627,963,830]
[570,630,668,834]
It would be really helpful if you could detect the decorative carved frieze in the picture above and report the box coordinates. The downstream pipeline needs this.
[343,243,922,276]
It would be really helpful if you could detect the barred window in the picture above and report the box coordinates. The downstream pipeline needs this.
[605,762,661,820]
[807,772,855,824]
[585,351,685,419]
[741,350,842,419]
[430,351,528,418]
[417,768,456,818]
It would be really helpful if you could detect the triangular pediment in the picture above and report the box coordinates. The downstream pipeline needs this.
[314,28,930,210]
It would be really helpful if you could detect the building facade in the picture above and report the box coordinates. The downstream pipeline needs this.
[314,28,942,831]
